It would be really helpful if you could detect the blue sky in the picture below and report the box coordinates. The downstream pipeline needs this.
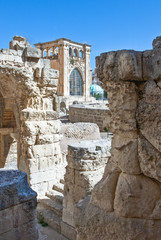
[1,0,161,70]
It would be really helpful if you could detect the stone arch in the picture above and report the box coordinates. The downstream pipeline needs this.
[69,47,72,56]
[69,68,83,96]
[54,46,59,56]
[74,48,78,57]
[79,50,83,58]
[49,48,53,56]
[43,49,47,57]
[0,108,18,169]
[0,65,40,171]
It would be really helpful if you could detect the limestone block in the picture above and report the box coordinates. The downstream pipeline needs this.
[47,154,63,167]
[64,182,89,205]
[0,208,13,234]
[9,36,31,50]
[136,81,161,152]
[0,52,22,63]
[29,169,56,185]
[153,36,161,49]
[74,168,105,190]
[31,144,55,158]
[114,173,161,218]
[47,79,58,87]
[143,50,153,80]
[38,157,50,171]
[152,48,161,80]
[38,58,50,68]
[97,50,143,83]
[34,67,41,78]
[45,86,57,96]
[21,110,58,121]
[36,134,54,144]
[103,159,121,179]
[45,110,59,120]
[106,81,137,133]
[138,135,161,182]
[24,47,41,59]
[90,169,120,211]
[63,122,101,139]
[0,220,38,240]
[25,158,39,174]
[68,140,110,160]
[141,48,161,81]
[67,156,107,171]
[74,200,161,240]
[61,221,77,240]
[64,166,75,184]
[48,68,59,79]
[23,135,36,145]
[13,36,26,41]
[38,120,61,135]
[23,121,38,136]
[0,170,37,210]
[116,50,142,81]
[111,135,141,174]
[13,199,37,227]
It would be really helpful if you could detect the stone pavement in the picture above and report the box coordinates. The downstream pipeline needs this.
[38,224,68,240]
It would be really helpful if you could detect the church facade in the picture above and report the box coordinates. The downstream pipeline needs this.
[35,38,92,104]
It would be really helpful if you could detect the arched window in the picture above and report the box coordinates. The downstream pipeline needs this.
[79,50,83,58]
[69,69,83,96]
[69,47,72,56]
[49,48,53,56]
[74,49,78,57]
[54,46,59,56]
[43,50,47,57]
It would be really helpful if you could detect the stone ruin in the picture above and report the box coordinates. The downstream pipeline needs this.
[69,36,161,239]
[69,102,110,131]
[1,35,161,240]
[0,36,64,198]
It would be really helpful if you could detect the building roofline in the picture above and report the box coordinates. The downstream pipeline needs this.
[34,38,91,47]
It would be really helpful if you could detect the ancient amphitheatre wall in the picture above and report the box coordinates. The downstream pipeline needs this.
[71,37,161,239]
[69,103,110,131]
[0,36,63,197]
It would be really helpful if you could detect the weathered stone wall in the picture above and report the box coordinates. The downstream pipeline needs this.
[62,139,111,240]
[69,103,110,131]
[0,36,63,197]
[73,36,161,240]
[0,170,38,240]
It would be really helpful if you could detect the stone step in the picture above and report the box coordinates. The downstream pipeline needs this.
[39,196,63,217]
[46,190,63,204]
[53,182,64,194]
[60,178,65,184]
[37,205,61,233]
[61,221,77,240]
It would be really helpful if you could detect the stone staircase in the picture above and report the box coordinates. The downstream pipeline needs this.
[37,179,64,233]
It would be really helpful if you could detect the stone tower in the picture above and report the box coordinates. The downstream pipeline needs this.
[35,38,92,106]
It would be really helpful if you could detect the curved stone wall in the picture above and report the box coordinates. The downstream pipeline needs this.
[69,103,110,131]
